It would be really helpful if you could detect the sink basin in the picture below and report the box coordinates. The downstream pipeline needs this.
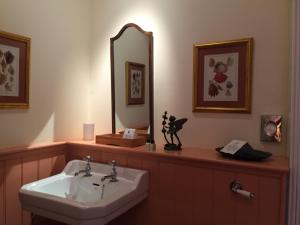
[19,160,149,225]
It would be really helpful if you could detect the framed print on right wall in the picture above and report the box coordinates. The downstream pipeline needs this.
[193,38,253,113]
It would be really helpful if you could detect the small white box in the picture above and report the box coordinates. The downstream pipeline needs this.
[83,123,95,140]
[123,128,137,139]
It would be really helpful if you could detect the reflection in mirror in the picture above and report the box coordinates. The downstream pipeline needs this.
[111,23,154,143]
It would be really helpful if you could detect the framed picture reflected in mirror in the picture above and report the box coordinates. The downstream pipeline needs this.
[126,61,145,105]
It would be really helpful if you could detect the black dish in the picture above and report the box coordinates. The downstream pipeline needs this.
[216,143,272,161]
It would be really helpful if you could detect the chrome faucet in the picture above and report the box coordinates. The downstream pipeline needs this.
[101,160,118,182]
[74,155,92,177]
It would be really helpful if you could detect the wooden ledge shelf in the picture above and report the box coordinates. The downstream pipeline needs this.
[0,142,66,161]
[0,141,289,174]
[67,141,289,175]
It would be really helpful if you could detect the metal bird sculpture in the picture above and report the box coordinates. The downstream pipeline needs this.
[161,111,188,151]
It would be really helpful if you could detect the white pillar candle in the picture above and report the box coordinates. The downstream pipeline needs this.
[83,123,95,140]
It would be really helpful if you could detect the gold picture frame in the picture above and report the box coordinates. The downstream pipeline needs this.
[193,38,253,113]
[125,61,145,105]
[0,30,30,108]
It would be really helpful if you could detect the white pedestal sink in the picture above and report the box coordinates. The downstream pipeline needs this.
[19,160,149,225]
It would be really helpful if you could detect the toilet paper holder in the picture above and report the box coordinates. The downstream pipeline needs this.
[230,181,255,199]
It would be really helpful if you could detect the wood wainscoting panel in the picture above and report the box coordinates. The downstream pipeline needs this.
[156,162,176,225]
[22,157,38,184]
[22,157,38,225]
[140,159,160,225]
[102,152,127,166]
[258,176,281,225]
[66,146,89,161]
[38,157,52,180]
[127,157,142,169]
[235,173,259,225]
[66,142,288,225]
[109,159,161,225]
[51,154,66,175]
[193,167,214,225]
[173,164,198,225]
[66,144,102,163]
[0,143,67,225]
[212,170,236,225]
[0,161,4,225]
[5,159,22,225]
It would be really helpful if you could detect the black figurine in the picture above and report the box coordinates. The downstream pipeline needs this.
[161,111,188,151]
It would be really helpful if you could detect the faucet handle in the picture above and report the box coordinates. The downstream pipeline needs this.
[84,155,93,162]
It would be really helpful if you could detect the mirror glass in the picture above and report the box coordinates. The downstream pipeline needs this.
[111,23,154,141]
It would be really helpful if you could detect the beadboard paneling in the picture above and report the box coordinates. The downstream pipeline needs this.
[0,142,288,225]
[5,159,22,225]
[235,173,259,225]
[102,152,127,166]
[38,157,52,179]
[258,177,281,225]
[0,143,67,225]
[22,157,38,225]
[212,170,236,225]
[193,167,213,225]
[67,143,288,225]
[51,155,66,175]
[0,161,4,225]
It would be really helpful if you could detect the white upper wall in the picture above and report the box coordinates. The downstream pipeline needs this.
[0,0,91,147]
[0,0,291,155]
[90,0,291,155]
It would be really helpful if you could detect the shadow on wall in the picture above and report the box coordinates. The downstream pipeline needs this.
[0,108,54,148]
[0,145,66,225]
[0,0,91,149]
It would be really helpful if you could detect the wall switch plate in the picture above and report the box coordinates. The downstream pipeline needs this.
[260,115,282,142]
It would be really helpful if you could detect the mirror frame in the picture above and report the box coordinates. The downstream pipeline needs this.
[110,23,154,142]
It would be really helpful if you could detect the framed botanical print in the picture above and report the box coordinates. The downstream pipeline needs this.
[0,30,30,108]
[126,61,145,105]
[193,38,253,113]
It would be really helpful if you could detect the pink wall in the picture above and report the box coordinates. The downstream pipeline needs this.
[0,143,66,225]
[67,142,288,225]
[0,142,288,225]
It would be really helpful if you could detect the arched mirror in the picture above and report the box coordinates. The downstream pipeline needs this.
[110,23,154,143]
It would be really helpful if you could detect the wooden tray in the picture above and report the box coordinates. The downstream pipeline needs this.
[95,134,146,147]
[118,129,149,137]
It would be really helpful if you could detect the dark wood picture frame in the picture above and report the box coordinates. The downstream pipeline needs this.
[126,61,145,105]
[0,30,30,108]
[193,38,253,113]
